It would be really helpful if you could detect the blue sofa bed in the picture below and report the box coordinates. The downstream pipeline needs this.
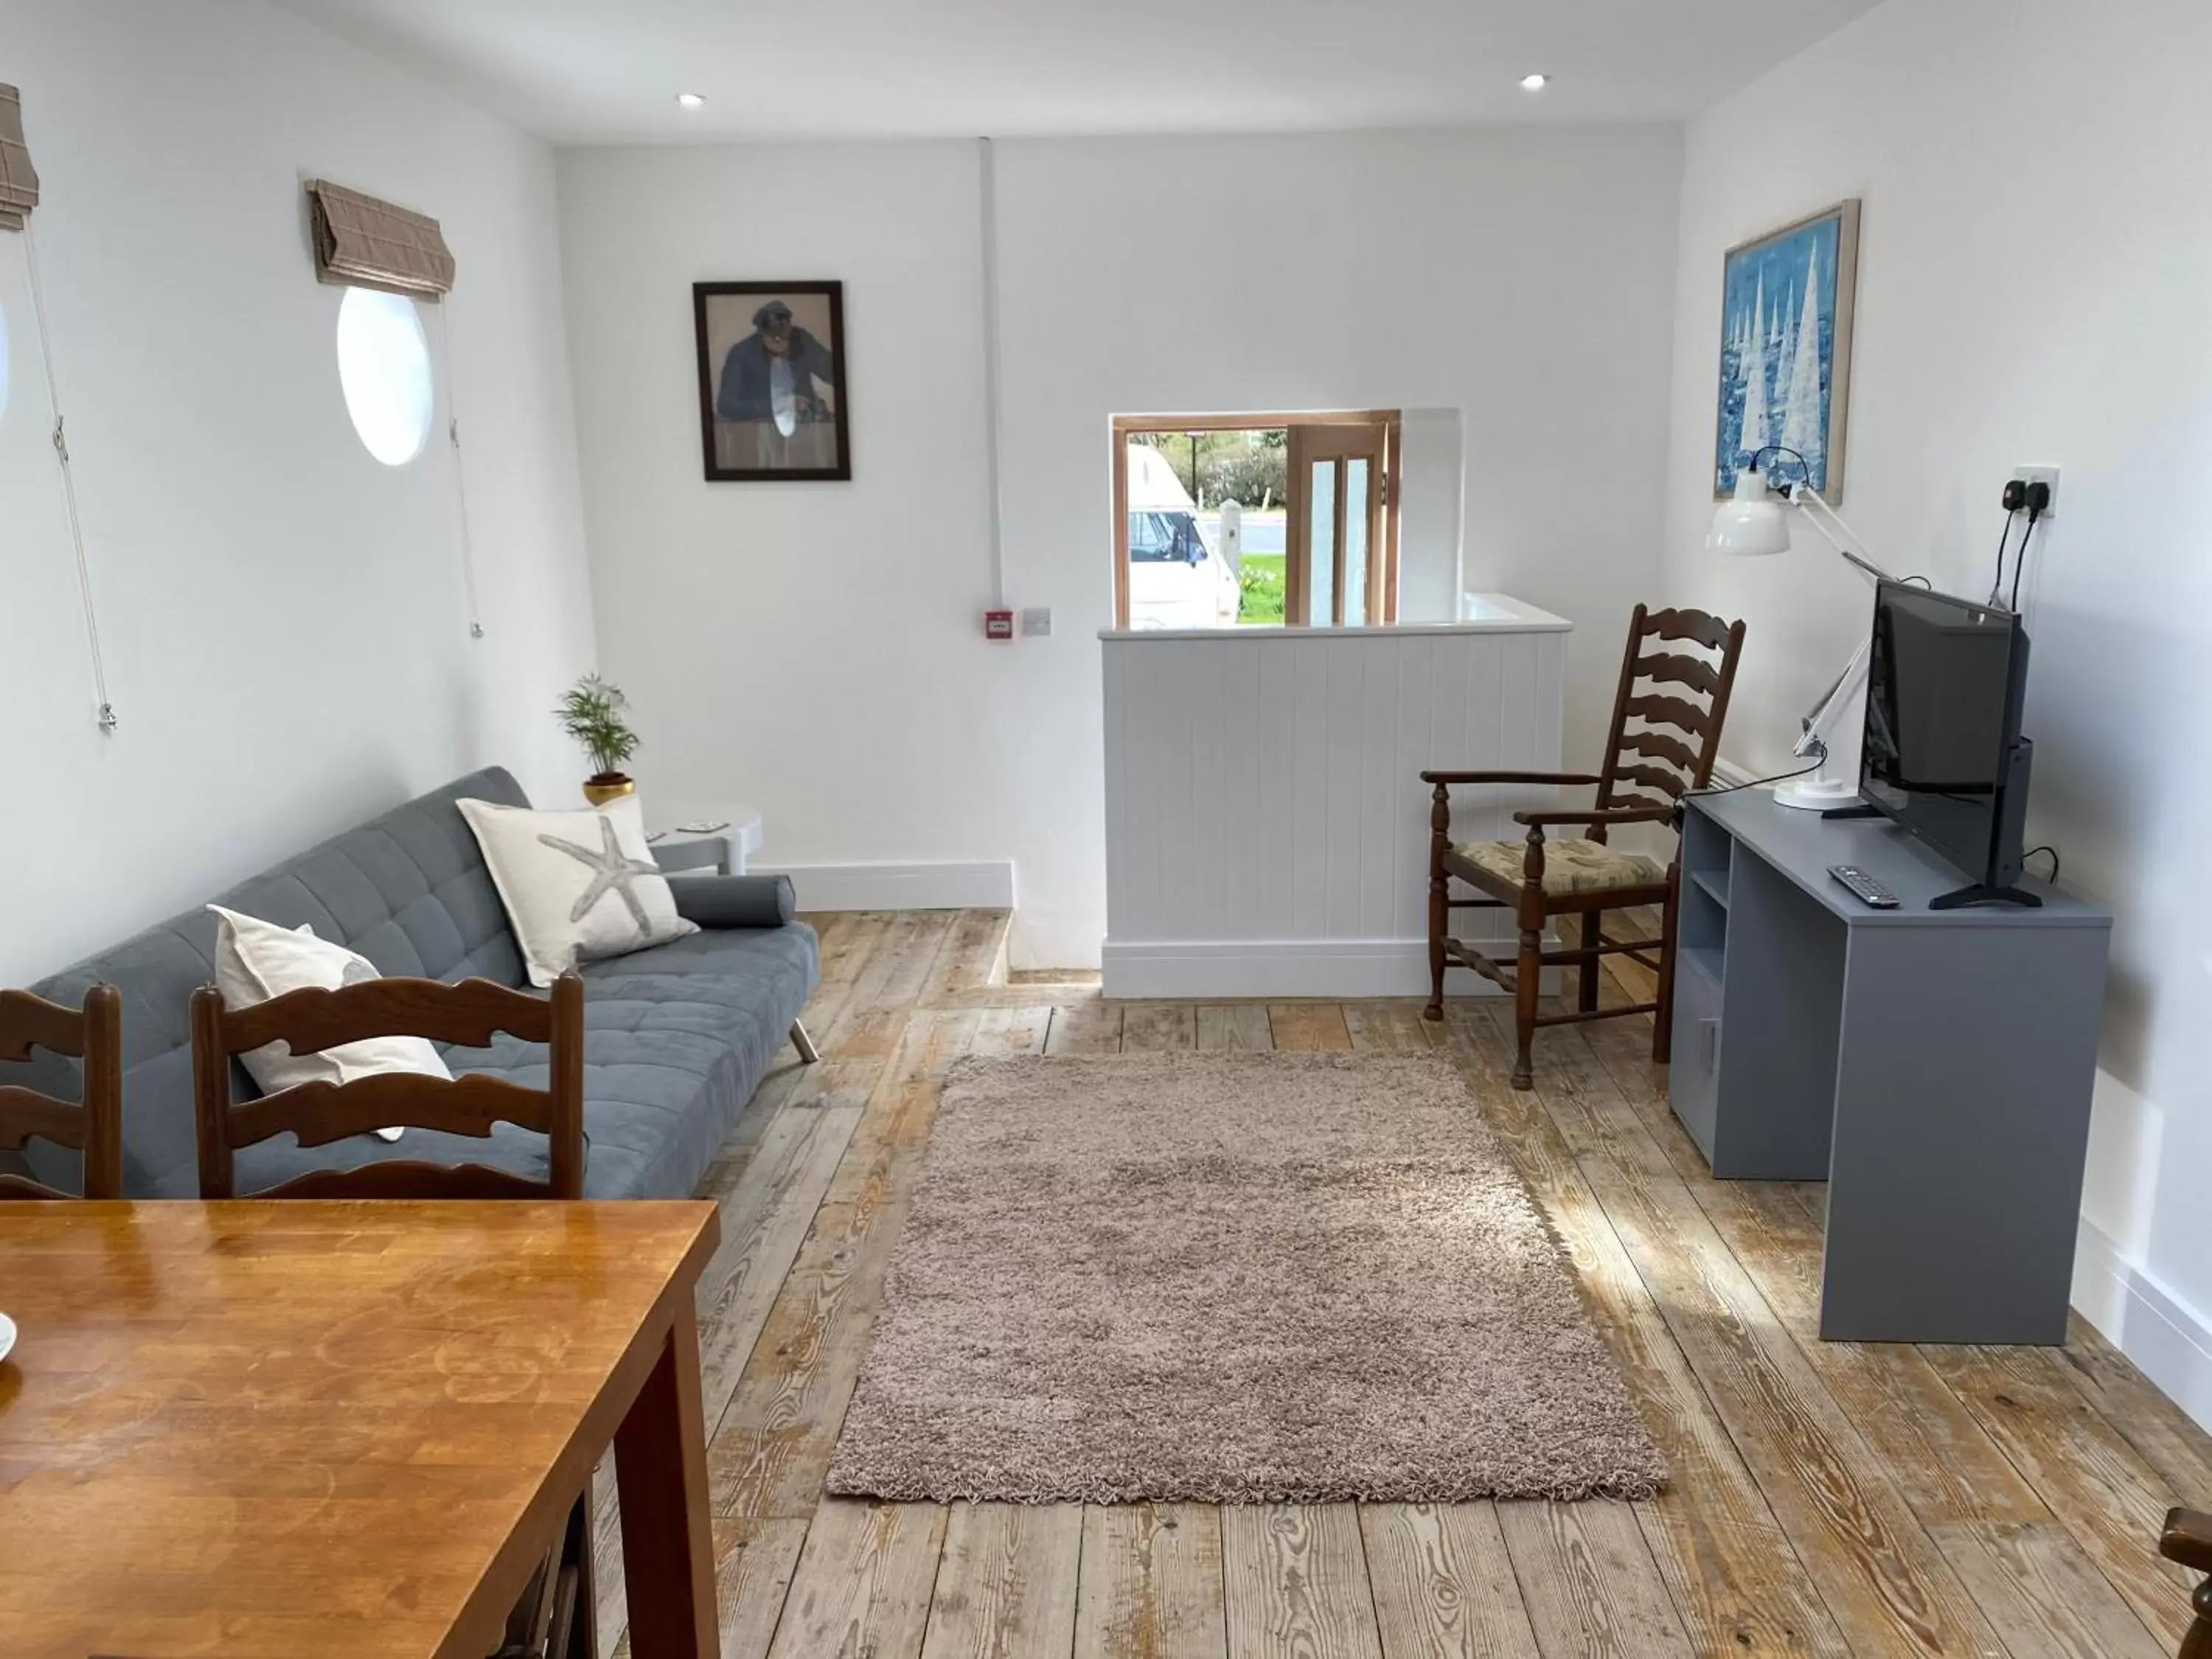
[13,768,819,1199]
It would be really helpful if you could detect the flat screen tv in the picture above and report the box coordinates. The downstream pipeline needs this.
[1857,580,2038,908]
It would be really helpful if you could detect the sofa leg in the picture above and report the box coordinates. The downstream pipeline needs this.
[790,1020,820,1065]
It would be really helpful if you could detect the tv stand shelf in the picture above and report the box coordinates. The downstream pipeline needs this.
[1688,866,1731,909]
[1671,788,2112,1344]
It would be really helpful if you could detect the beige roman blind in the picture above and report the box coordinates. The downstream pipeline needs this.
[0,84,38,232]
[306,178,454,298]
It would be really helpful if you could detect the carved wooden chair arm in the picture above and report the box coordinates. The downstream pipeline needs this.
[1514,806,1678,829]
[1426,772,1607,843]
[1419,769,1603,787]
[1511,804,1679,869]
[2164,1506,2212,1573]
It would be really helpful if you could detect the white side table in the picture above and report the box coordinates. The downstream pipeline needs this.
[649,807,765,877]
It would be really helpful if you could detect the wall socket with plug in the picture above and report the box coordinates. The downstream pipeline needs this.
[2012,465,2060,518]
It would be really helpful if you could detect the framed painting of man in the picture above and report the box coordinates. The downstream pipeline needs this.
[693,279,850,481]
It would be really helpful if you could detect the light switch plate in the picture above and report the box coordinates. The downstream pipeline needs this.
[1021,607,1053,636]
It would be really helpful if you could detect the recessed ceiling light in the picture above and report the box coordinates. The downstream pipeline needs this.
[1519,73,1550,91]
[675,91,706,109]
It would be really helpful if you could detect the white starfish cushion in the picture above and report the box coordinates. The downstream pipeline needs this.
[206,905,452,1140]
[459,793,698,987]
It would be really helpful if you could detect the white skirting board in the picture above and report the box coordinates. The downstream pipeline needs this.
[755,860,1015,912]
[2072,1216,2212,1433]
[1102,935,1565,1001]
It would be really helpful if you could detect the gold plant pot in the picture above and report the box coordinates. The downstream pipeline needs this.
[582,774,636,807]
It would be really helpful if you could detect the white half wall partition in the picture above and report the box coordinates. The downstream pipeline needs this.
[1101,599,1570,998]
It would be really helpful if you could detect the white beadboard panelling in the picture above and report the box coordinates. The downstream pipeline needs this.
[1321,645,1359,939]
[1291,641,1329,937]
[1222,639,1264,940]
[1101,618,1571,998]
[1357,642,1399,938]
[1386,636,1430,939]
[1260,642,1298,940]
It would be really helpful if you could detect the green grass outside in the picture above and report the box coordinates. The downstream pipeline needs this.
[1238,554,1286,626]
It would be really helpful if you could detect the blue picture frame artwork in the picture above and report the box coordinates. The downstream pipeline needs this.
[1714,198,1860,502]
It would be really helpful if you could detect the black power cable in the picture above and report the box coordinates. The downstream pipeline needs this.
[2023,844,2060,884]
[1687,746,1830,800]
[2010,506,2043,613]
[1989,509,2021,606]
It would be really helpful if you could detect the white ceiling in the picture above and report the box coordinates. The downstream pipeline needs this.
[276,0,1882,144]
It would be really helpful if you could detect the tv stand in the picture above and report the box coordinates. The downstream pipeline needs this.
[1930,883,2044,911]
[1819,802,1884,821]
[1672,789,2111,1343]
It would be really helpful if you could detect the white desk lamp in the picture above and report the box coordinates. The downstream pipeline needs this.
[1707,447,1897,811]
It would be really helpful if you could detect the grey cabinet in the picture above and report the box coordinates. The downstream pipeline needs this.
[1671,790,2111,1343]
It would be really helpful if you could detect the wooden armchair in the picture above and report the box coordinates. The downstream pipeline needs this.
[2166,1508,2212,1658]
[189,972,586,1200]
[0,984,122,1200]
[1422,604,1745,1089]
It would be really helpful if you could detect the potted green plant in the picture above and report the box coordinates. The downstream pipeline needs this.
[555,673,641,805]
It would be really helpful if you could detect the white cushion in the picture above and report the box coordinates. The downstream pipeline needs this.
[458,793,698,988]
[207,905,452,1140]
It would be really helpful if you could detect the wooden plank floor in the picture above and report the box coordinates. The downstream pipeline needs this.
[600,908,2212,1658]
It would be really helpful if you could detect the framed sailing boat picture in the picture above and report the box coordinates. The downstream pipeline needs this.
[1713,199,1860,501]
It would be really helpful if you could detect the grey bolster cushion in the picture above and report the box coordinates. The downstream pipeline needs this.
[669,873,797,928]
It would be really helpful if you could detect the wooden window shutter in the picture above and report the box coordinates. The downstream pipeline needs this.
[306,179,454,299]
[0,85,38,232]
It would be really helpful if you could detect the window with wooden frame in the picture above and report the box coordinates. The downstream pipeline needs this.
[1110,411,1401,631]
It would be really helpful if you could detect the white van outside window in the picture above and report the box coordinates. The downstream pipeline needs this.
[1110,415,1399,631]
[1124,443,1240,630]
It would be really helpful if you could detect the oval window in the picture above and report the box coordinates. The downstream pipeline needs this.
[335,287,434,465]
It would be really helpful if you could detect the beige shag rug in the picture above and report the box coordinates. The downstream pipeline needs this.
[827,1051,1664,1504]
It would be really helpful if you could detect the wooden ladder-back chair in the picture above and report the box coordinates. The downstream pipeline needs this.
[0,984,123,1200]
[189,972,585,1201]
[2166,1509,2212,1658]
[190,969,597,1659]
[1422,604,1746,1089]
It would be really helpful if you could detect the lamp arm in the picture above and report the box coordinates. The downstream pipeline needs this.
[1795,636,1871,759]
[1787,485,1897,585]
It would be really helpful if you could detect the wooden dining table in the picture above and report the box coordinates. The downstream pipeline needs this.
[0,1199,722,1659]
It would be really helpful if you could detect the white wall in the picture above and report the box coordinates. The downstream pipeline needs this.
[0,0,596,984]
[556,139,1012,934]
[1662,0,2212,1420]
[1397,407,1467,622]
[559,126,1683,968]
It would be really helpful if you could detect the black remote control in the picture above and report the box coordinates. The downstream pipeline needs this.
[1828,863,1899,908]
